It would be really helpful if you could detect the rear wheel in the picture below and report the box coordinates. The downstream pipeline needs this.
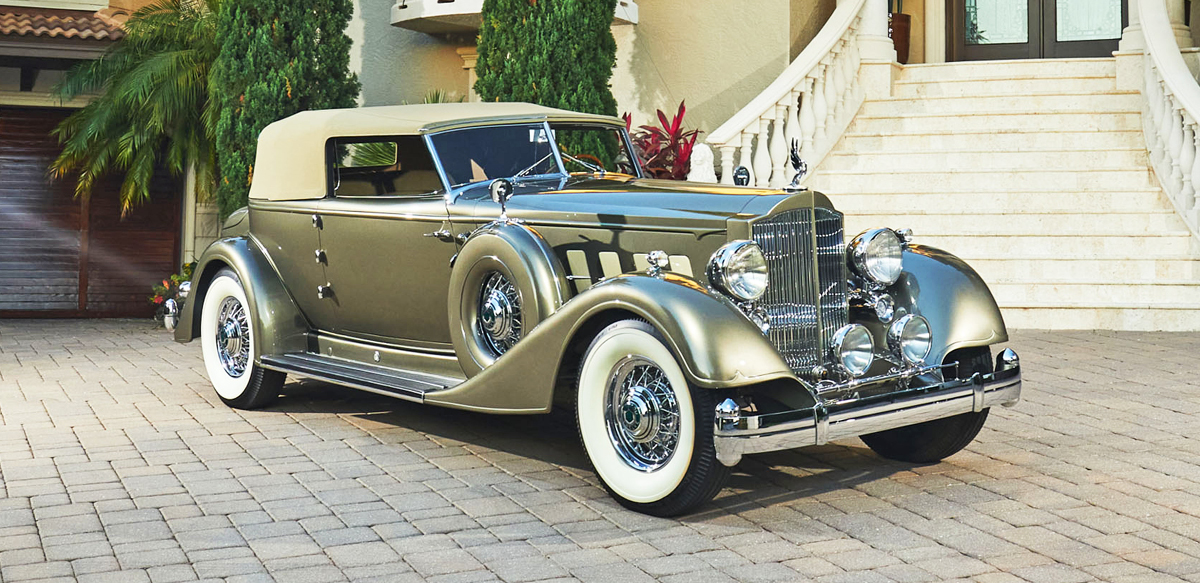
[861,347,992,463]
[575,320,729,516]
[200,268,285,409]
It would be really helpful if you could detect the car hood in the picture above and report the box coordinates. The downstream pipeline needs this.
[452,175,832,234]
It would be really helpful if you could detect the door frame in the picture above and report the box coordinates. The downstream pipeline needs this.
[947,0,1127,61]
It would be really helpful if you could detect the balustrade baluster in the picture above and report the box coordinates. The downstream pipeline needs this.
[812,65,828,153]
[785,89,801,153]
[1160,82,1175,170]
[799,78,816,161]
[831,42,847,125]
[1169,96,1185,189]
[1181,114,1197,211]
[754,117,773,187]
[1192,124,1200,223]
[849,22,863,104]
[719,146,736,185]
[841,35,855,108]
[770,106,788,188]
[739,131,756,186]
[823,55,839,141]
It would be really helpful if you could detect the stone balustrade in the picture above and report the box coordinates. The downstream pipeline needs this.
[707,0,892,187]
[1138,0,1200,242]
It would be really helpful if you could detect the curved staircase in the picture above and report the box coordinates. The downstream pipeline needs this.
[806,58,1200,331]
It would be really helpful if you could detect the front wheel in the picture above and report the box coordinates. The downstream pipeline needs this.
[575,320,729,516]
[860,347,992,463]
[199,268,285,409]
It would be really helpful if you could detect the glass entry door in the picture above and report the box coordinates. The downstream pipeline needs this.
[949,0,1126,61]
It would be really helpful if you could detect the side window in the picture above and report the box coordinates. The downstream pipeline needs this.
[329,136,444,197]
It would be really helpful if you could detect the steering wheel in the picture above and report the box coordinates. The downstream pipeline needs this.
[570,153,607,172]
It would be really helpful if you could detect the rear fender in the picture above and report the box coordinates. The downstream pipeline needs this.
[174,236,308,358]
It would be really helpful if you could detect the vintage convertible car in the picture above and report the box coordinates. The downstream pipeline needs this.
[174,102,1021,516]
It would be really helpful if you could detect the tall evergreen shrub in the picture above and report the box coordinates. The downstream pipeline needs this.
[475,0,619,164]
[212,0,360,217]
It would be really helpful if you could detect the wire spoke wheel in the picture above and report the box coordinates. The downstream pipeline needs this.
[477,271,522,356]
[215,296,250,378]
[605,357,681,472]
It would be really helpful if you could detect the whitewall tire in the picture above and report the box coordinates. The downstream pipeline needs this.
[576,320,730,516]
[200,268,284,409]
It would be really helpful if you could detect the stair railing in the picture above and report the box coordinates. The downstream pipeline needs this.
[1140,0,1200,241]
[706,0,871,187]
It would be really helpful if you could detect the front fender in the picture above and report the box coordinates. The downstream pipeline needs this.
[425,272,803,414]
[891,244,1009,366]
[174,236,308,358]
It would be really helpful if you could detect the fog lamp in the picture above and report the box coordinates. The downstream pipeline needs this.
[888,314,932,364]
[830,324,874,377]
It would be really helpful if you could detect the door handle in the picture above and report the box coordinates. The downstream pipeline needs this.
[424,229,455,243]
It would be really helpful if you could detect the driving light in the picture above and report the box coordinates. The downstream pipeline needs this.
[888,314,931,364]
[849,228,903,286]
[708,240,769,301]
[830,324,874,377]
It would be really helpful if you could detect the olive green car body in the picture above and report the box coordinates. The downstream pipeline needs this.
[176,103,1012,432]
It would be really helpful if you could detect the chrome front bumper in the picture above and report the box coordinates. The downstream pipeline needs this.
[713,348,1022,466]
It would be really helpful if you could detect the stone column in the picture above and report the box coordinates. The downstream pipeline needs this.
[1118,0,1144,52]
[856,0,896,100]
[1167,0,1193,47]
[457,46,480,102]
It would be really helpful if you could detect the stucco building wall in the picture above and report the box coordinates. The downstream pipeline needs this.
[349,0,470,106]
[350,1,835,135]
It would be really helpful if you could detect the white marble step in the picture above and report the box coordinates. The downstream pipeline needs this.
[841,210,1185,236]
[893,76,1118,98]
[989,281,1200,305]
[912,233,1194,257]
[812,168,1157,192]
[1000,305,1200,331]
[853,110,1142,133]
[823,190,1170,211]
[959,256,1200,281]
[861,93,1139,116]
[822,148,1148,172]
[899,58,1115,82]
[838,130,1145,152]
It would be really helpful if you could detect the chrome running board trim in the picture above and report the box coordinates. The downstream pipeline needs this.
[260,353,458,403]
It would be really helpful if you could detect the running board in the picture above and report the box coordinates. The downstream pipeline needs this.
[260,353,456,403]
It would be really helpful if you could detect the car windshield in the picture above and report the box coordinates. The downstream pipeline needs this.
[551,123,638,176]
[430,122,640,188]
[430,124,558,188]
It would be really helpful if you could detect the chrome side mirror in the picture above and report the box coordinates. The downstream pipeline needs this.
[490,178,514,220]
[732,166,751,186]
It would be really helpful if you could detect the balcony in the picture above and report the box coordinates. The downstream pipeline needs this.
[391,0,637,35]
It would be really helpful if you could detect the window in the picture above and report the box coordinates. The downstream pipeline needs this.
[329,135,443,197]
[429,124,558,188]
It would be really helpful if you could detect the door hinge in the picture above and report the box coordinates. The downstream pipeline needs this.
[317,284,334,299]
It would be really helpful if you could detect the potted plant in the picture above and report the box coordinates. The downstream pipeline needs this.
[889,0,911,65]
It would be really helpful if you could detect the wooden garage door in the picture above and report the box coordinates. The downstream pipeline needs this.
[0,106,181,318]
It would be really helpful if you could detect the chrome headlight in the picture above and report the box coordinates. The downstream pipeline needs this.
[887,314,931,364]
[708,240,769,301]
[830,324,874,377]
[849,228,903,286]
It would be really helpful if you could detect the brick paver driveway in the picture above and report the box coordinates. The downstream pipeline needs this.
[1,321,1199,583]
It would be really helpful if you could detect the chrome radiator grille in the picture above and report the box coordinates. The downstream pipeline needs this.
[751,207,849,377]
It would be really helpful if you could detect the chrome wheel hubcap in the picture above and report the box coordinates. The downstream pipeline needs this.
[478,272,521,356]
[215,296,250,378]
[606,357,680,471]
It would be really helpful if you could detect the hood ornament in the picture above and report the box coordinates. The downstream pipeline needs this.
[785,138,808,192]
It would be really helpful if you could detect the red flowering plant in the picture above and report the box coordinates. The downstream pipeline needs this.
[149,262,196,318]
[622,101,700,180]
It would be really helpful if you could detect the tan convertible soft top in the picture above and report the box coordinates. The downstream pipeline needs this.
[249,102,623,201]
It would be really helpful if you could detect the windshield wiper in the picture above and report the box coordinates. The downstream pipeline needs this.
[561,151,605,176]
[514,152,556,179]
